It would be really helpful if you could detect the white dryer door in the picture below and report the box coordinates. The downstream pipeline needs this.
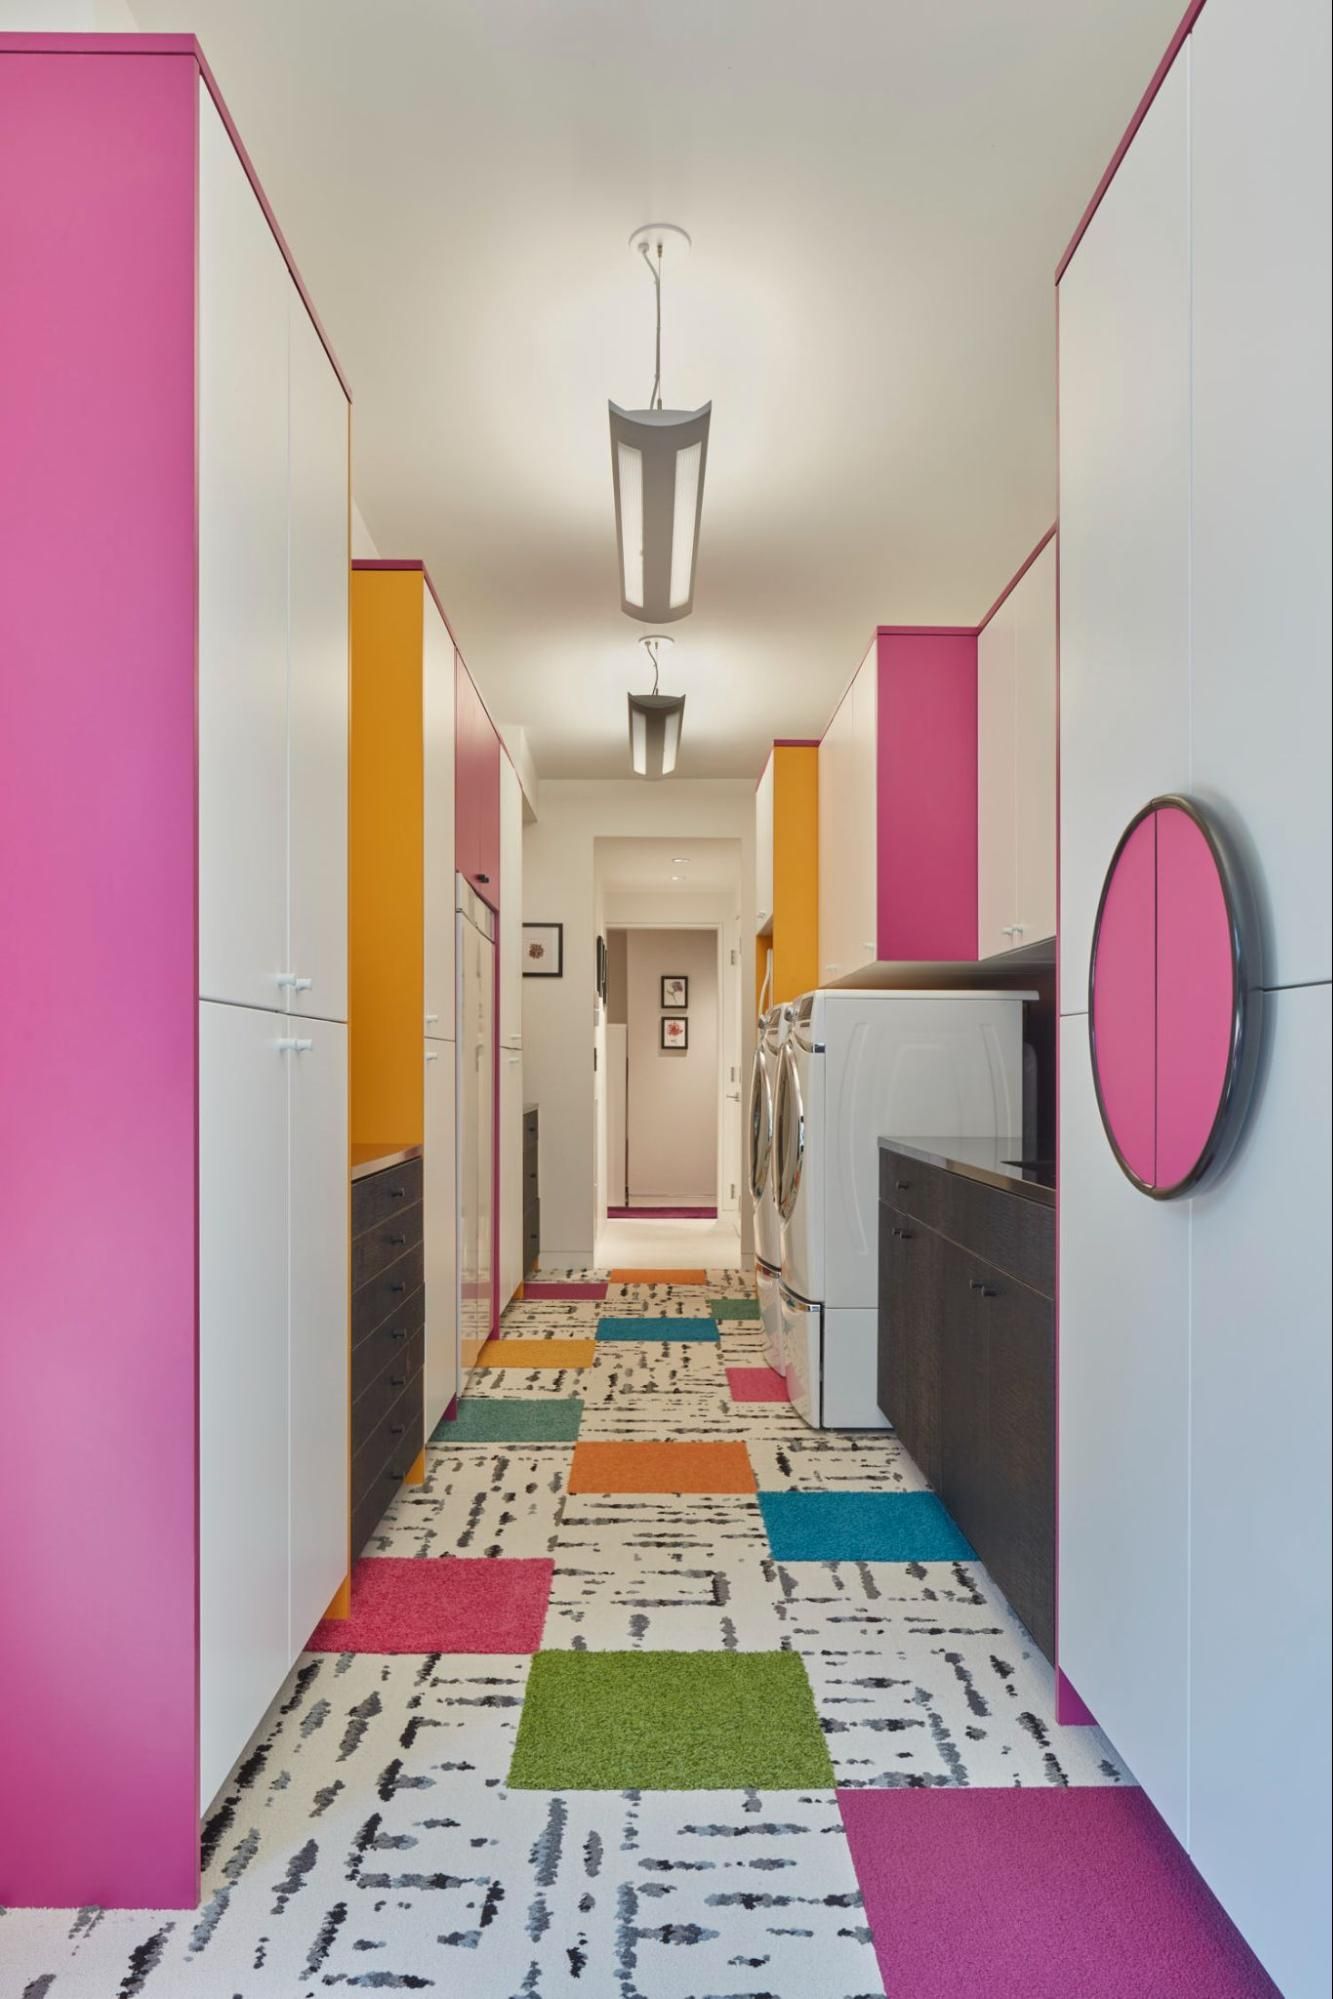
[775,1041,820,1303]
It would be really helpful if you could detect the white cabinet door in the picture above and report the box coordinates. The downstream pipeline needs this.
[1012,537,1058,948]
[1190,0,1332,990]
[423,601,456,1039]
[197,91,290,1012]
[755,753,775,934]
[818,642,877,983]
[287,1017,349,1657]
[287,293,349,1025]
[1058,1012,1191,1840]
[1189,982,1332,1999]
[977,599,1016,958]
[198,999,290,1808]
[499,1045,524,1306]
[498,756,523,1049]
[1057,56,1191,1013]
[424,1039,458,1434]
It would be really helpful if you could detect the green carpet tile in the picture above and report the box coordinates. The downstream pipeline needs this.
[507,1649,835,1790]
[707,1296,761,1320]
[431,1397,584,1445]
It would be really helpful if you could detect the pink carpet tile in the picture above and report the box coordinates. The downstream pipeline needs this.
[727,1365,790,1403]
[838,1787,1280,1999]
[306,1557,554,1655]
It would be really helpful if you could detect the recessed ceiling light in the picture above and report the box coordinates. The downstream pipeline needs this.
[671,856,688,864]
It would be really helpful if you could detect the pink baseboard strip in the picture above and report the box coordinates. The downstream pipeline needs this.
[1056,1668,1098,1727]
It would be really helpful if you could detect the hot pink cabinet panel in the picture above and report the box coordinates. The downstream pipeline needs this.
[455,658,501,906]
[876,632,978,962]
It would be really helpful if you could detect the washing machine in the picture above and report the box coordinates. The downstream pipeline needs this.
[748,1003,791,1370]
[774,986,1032,1429]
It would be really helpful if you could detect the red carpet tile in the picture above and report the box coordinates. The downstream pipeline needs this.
[569,1439,757,1494]
[727,1365,790,1403]
[838,1787,1281,1998]
[306,1557,554,1654]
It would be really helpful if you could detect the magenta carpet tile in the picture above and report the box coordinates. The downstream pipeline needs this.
[727,1365,789,1403]
[521,1280,608,1301]
[838,1787,1281,1998]
[306,1557,554,1654]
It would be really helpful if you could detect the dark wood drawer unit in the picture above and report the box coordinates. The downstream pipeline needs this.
[877,1140,1055,1662]
[351,1153,423,1236]
[522,1105,540,1277]
[350,1152,426,1559]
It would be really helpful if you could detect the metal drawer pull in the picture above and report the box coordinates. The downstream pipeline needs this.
[389,1186,406,1199]
[389,1281,406,1294]
[389,1423,406,1437]
[391,1330,408,1343]
[386,1233,406,1246]
[969,1279,997,1298]
[895,1178,910,1191]
[891,1226,914,1240]
[389,1375,406,1387]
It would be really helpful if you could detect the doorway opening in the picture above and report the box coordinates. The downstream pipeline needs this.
[592,838,745,1271]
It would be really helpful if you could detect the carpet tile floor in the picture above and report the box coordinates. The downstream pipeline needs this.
[4,1270,1277,1997]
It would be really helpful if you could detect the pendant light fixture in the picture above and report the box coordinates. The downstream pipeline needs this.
[627,634,686,779]
[610,224,711,624]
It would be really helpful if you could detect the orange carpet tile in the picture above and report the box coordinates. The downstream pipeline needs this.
[482,1339,597,1369]
[568,1439,757,1495]
[608,1268,709,1286]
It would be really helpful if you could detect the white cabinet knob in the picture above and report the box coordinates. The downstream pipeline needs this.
[425,1013,440,1025]
[277,1037,313,1053]
[425,1050,441,1063]
[276,972,312,991]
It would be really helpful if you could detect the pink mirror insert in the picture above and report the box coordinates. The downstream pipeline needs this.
[1089,797,1262,1198]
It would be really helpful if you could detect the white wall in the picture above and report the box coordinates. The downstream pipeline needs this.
[0,1,137,23]
[350,500,380,560]
[624,928,718,1205]
[522,780,755,1262]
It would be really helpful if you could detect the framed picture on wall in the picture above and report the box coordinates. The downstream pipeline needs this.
[596,934,608,1003]
[522,922,564,977]
[660,1015,688,1051]
[661,975,688,1010]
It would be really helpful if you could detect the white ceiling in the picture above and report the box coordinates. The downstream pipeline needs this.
[595,837,740,896]
[135,0,1182,778]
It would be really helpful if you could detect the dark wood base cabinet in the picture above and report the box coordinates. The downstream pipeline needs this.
[878,1144,1055,1662]
[523,1106,540,1277]
[350,1153,425,1559]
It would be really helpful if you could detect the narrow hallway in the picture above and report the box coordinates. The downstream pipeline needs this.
[5,1275,1275,1998]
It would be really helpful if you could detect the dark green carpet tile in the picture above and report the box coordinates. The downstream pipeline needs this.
[708,1297,761,1321]
[507,1649,835,1791]
[431,1398,584,1445]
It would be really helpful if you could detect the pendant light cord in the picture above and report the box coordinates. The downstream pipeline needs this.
[644,638,661,693]
[639,239,663,409]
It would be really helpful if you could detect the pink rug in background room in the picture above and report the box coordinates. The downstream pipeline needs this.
[837,1787,1280,1999]
[521,1280,608,1301]
[727,1366,789,1403]
[306,1558,554,1654]
[606,1206,717,1219]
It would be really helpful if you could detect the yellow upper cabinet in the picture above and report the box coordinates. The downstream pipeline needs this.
[755,742,819,1008]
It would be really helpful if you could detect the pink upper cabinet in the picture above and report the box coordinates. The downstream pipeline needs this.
[876,631,979,962]
[456,657,501,906]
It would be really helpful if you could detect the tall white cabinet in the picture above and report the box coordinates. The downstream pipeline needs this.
[977,537,1057,959]
[499,755,526,1309]
[1057,4,1331,1991]
[195,83,350,1811]
[423,589,459,1432]
[817,642,878,984]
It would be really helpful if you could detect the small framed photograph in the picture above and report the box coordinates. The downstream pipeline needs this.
[661,975,688,1010]
[660,1014,688,1051]
[522,922,564,978]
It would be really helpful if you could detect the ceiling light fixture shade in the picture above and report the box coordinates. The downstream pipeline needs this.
[627,690,686,778]
[609,401,711,622]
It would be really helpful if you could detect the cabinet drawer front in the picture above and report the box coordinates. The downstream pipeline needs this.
[352,1201,423,1291]
[940,1176,1054,1298]
[879,1149,950,1231]
[352,1156,423,1236]
[523,1110,538,1139]
[352,1240,425,1343]
[352,1340,425,1460]
[351,1400,422,1558]
[877,1204,943,1486]
[352,1300,424,1412]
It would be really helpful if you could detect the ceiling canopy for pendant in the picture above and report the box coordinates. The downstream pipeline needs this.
[610,224,710,624]
[627,634,685,779]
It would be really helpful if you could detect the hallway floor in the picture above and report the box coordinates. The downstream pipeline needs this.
[594,1214,743,1270]
[5,1274,1278,1997]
